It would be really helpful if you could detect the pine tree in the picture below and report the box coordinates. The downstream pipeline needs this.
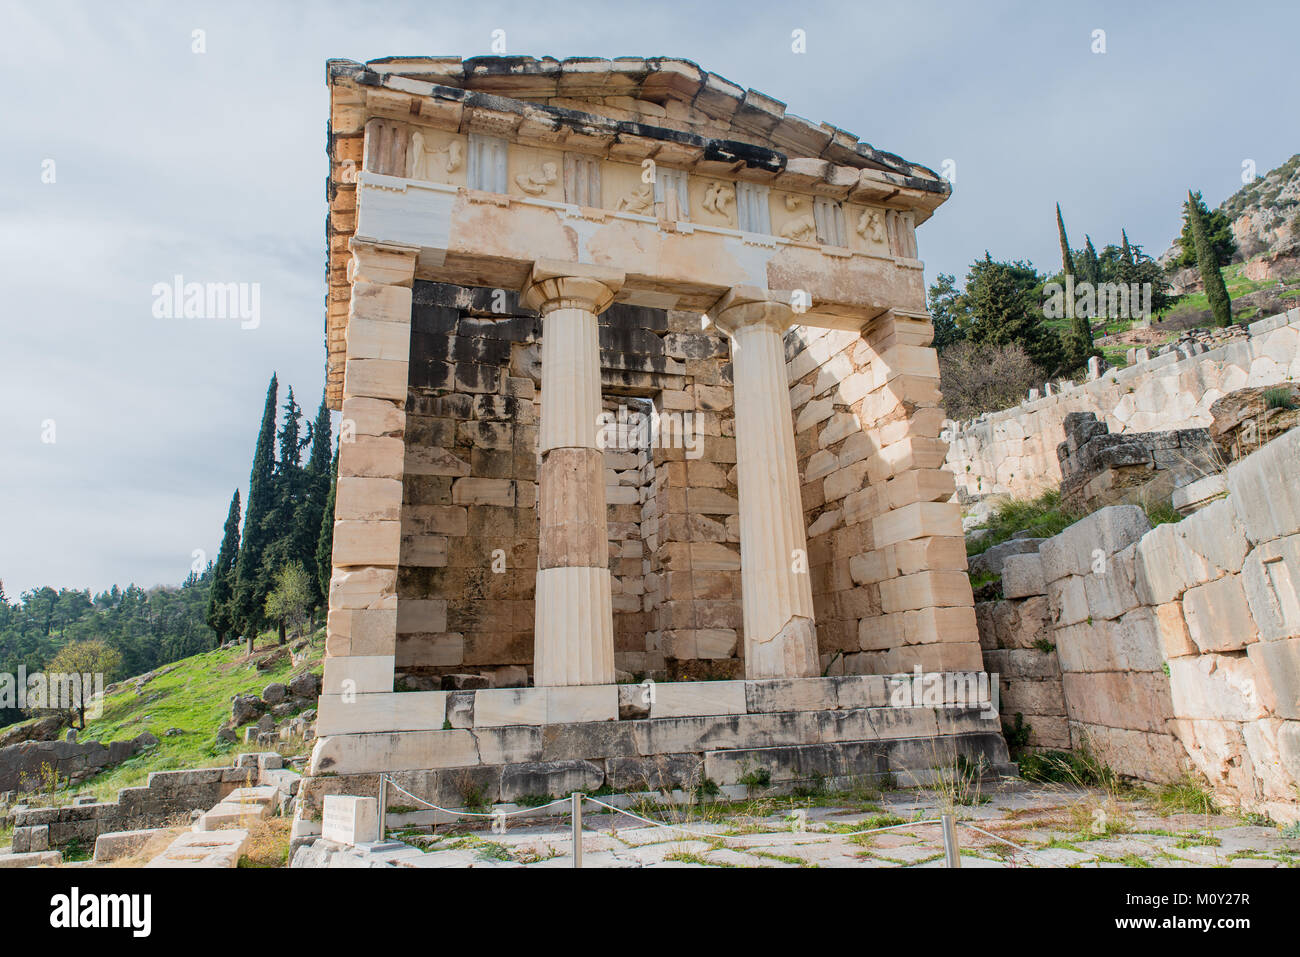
[963,253,1064,376]
[233,374,279,644]
[316,446,339,604]
[206,490,241,644]
[1188,190,1234,327]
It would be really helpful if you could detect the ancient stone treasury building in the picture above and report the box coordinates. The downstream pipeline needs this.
[303,55,1003,817]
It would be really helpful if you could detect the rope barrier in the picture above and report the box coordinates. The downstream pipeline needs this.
[380,774,1108,867]
[383,776,572,819]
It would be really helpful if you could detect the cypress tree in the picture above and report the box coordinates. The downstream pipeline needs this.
[1056,203,1076,276]
[1080,236,1101,286]
[233,373,279,645]
[1187,190,1234,327]
[316,446,339,606]
[1176,191,1237,269]
[1120,229,1134,268]
[206,490,241,644]
[1055,205,1093,369]
[262,387,310,590]
[297,394,334,609]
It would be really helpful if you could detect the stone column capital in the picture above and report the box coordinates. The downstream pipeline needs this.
[520,259,625,316]
[711,287,798,336]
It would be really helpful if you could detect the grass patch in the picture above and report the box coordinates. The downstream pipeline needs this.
[66,635,323,802]
[1157,776,1218,816]
[1017,748,1119,790]
[237,816,292,868]
[967,490,1085,557]
[1143,500,1184,526]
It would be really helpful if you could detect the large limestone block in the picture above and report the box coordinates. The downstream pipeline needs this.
[1225,427,1300,544]
[1073,723,1187,785]
[331,520,401,567]
[499,760,604,803]
[546,685,618,724]
[1133,520,1194,605]
[339,435,405,480]
[1040,505,1150,582]
[344,358,409,402]
[1060,672,1173,732]
[474,688,547,727]
[1168,654,1264,722]
[328,607,398,656]
[1241,533,1300,641]
[879,570,972,613]
[1001,553,1046,598]
[1181,573,1258,653]
[744,677,838,713]
[1155,601,1197,659]
[1081,544,1141,622]
[1172,718,1261,799]
[871,500,962,547]
[989,596,1051,650]
[329,566,398,612]
[1240,717,1300,800]
[323,655,394,695]
[1047,574,1089,628]
[1246,638,1300,720]
[316,691,446,735]
[648,680,747,719]
[1176,497,1250,579]
[335,476,404,522]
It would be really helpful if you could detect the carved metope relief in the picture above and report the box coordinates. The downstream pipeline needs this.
[408,130,464,181]
[617,182,654,214]
[700,180,736,225]
[856,207,887,244]
[778,194,817,242]
[516,161,559,196]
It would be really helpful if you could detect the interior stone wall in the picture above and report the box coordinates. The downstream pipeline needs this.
[394,283,741,686]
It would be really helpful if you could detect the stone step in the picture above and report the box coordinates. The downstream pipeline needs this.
[145,829,250,868]
[192,786,280,832]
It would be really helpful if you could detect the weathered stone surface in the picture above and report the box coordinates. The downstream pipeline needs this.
[1001,553,1046,598]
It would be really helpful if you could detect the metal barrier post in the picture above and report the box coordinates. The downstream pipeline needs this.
[572,792,584,868]
[941,813,960,868]
[378,773,388,842]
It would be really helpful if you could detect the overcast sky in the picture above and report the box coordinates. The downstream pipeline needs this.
[2,0,1297,597]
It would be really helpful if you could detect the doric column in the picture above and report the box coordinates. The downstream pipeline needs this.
[713,288,819,678]
[520,260,625,686]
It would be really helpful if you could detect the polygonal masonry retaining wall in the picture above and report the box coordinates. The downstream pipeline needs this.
[945,308,1300,500]
[8,755,292,852]
[977,427,1300,822]
[296,674,1011,835]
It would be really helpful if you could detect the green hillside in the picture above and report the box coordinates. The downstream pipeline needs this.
[17,634,324,807]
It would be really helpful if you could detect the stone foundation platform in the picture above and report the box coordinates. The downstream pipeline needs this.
[296,675,1012,829]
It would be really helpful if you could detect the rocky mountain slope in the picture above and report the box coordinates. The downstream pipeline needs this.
[1163,153,1300,278]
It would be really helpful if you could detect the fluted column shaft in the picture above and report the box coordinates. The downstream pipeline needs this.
[715,294,819,678]
[520,263,624,686]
